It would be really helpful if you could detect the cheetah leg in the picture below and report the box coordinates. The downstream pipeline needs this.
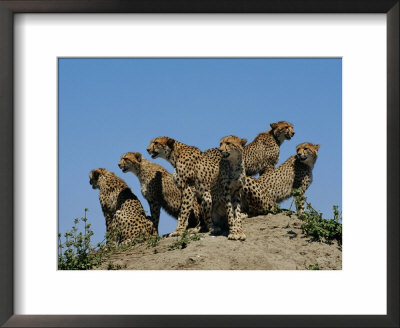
[170,186,195,237]
[104,213,113,234]
[119,238,133,247]
[226,192,246,241]
[149,201,161,233]
[145,217,158,236]
[106,219,121,247]
[262,196,274,214]
[187,198,201,232]
[295,191,306,214]
[114,218,133,246]
[236,197,248,221]
[200,191,213,232]
[252,184,273,215]
[248,190,265,216]
[242,178,270,217]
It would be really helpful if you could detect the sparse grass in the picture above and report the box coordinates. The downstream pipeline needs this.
[147,235,161,248]
[107,261,127,270]
[283,209,295,218]
[168,231,189,250]
[308,263,320,270]
[189,233,202,241]
[133,232,146,245]
[168,231,202,250]
[270,204,282,214]
[266,203,295,218]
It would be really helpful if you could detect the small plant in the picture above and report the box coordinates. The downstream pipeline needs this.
[168,231,189,250]
[147,235,161,248]
[271,203,282,214]
[107,261,124,270]
[308,263,320,270]
[58,208,106,270]
[282,208,294,218]
[168,231,202,250]
[114,240,133,252]
[333,205,342,222]
[133,232,147,245]
[189,233,201,241]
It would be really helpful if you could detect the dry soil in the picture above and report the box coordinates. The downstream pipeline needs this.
[94,213,342,270]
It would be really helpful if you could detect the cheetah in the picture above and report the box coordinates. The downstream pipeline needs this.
[89,168,157,245]
[244,121,295,176]
[147,137,219,236]
[211,136,248,240]
[117,152,201,232]
[242,142,320,216]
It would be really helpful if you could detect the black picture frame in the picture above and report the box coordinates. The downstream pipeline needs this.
[0,1,398,327]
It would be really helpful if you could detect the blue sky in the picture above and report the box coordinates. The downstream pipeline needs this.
[58,58,342,245]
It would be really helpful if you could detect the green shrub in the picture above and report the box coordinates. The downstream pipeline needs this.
[58,209,161,270]
[291,188,342,244]
[58,208,106,270]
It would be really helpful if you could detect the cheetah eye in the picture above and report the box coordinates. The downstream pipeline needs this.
[226,142,230,145]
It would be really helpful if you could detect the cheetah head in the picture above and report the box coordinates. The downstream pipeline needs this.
[219,135,247,160]
[270,121,295,143]
[89,168,108,189]
[296,142,320,167]
[146,137,175,160]
[118,152,142,174]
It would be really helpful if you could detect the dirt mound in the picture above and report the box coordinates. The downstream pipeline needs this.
[94,213,342,270]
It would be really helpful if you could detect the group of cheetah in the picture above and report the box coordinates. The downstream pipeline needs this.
[89,121,320,245]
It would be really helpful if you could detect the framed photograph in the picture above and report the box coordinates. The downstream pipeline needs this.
[0,1,398,327]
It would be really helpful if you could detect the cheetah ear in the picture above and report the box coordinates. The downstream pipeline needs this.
[315,144,320,150]
[241,138,248,146]
[135,153,142,162]
[270,122,278,129]
[166,138,175,149]
[91,169,100,180]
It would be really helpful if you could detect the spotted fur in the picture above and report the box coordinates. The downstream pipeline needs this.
[242,142,320,215]
[244,121,295,176]
[211,136,248,240]
[118,152,200,232]
[89,168,157,245]
[147,137,219,236]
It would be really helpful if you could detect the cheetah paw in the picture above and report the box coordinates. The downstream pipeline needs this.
[169,230,184,237]
[187,226,201,234]
[228,232,246,241]
[210,226,222,235]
